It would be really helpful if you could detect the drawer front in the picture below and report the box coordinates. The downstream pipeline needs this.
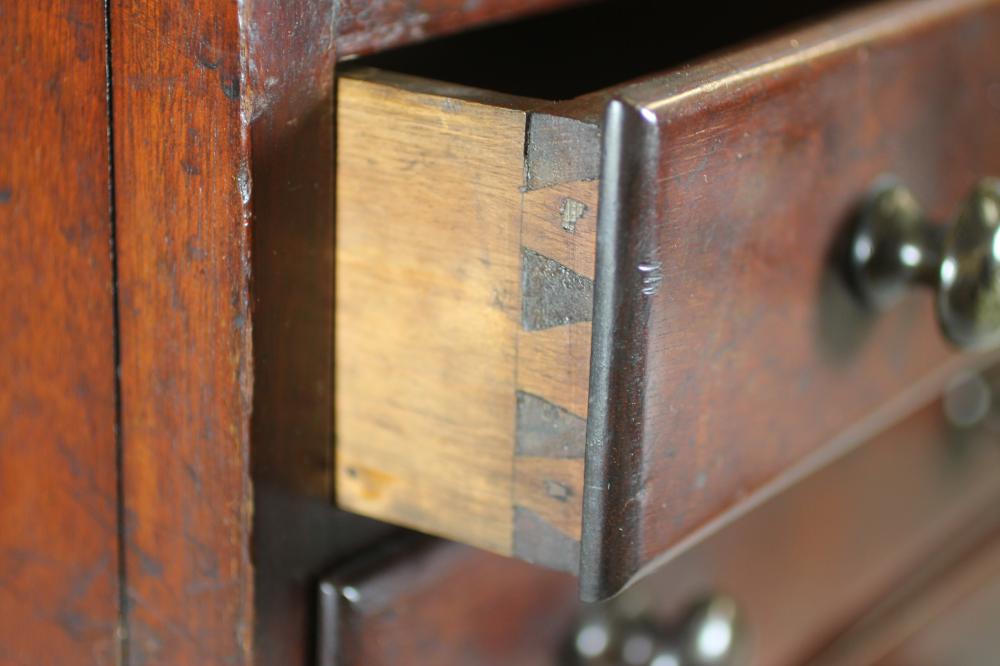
[322,364,1000,665]
[335,0,1000,596]
[862,547,1000,665]
[815,519,1000,664]
[584,0,1000,598]
[318,537,577,666]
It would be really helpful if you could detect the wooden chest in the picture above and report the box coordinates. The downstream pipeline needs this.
[6,0,1000,663]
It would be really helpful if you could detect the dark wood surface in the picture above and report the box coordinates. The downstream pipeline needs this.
[584,0,1000,599]
[0,2,121,662]
[110,0,253,662]
[319,365,1000,665]
[335,0,593,59]
[318,536,578,666]
[244,1,395,664]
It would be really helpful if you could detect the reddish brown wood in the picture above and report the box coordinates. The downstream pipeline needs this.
[0,2,121,662]
[110,0,253,662]
[584,0,1000,599]
[318,536,577,666]
[873,547,1000,665]
[241,1,396,664]
[111,1,372,662]
[335,0,593,58]
[813,514,1000,664]
[319,366,1000,665]
[243,0,336,498]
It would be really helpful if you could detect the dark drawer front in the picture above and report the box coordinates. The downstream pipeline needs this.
[321,364,1000,665]
[585,0,1000,599]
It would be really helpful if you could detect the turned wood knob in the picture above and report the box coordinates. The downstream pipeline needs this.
[571,595,744,665]
[848,178,1000,349]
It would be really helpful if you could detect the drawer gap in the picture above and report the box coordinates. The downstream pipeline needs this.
[345,0,857,101]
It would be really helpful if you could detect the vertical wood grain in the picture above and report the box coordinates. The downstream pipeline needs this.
[335,79,525,553]
[241,1,399,664]
[110,0,253,662]
[0,1,120,661]
[333,73,605,572]
[335,77,528,555]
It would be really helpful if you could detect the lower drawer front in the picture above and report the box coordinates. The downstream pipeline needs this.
[869,556,1000,665]
[322,365,1000,665]
[815,518,1000,664]
[335,0,1000,598]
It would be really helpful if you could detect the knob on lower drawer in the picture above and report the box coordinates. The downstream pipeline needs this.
[571,595,744,666]
[848,178,1000,349]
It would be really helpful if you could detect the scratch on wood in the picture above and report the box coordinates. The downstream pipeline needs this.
[638,261,663,296]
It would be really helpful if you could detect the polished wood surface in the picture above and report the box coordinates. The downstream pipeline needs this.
[318,536,577,666]
[322,367,1000,665]
[334,1,1000,593]
[814,513,1000,664]
[623,368,1000,665]
[8,0,1000,662]
[584,0,1000,599]
[873,554,1000,665]
[246,1,397,663]
[105,0,609,662]
[0,2,120,661]
[110,0,253,661]
[336,0,594,58]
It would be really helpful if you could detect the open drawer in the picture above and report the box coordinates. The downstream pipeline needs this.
[335,0,1000,600]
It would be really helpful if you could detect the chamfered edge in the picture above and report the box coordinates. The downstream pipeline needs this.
[580,97,662,602]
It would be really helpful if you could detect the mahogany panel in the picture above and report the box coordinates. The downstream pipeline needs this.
[0,1,120,661]
[336,0,593,58]
[110,0,253,662]
[584,0,1000,599]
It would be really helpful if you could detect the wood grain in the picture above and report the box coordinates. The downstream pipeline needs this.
[335,0,594,59]
[583,0,1000,599]
[871,546,1000,665]
[241,1,401,664]
[521,181,598,280]
[318,535,578,666]
[516,322,591,419]
[110,0,253,662]
[321,365,1000,665]
[814,515,1000,664]
[336,76,527,555]
[606,364,1000,665]
[336,71,602,567]
[0,2,120,661]
[337,3,1000,594]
